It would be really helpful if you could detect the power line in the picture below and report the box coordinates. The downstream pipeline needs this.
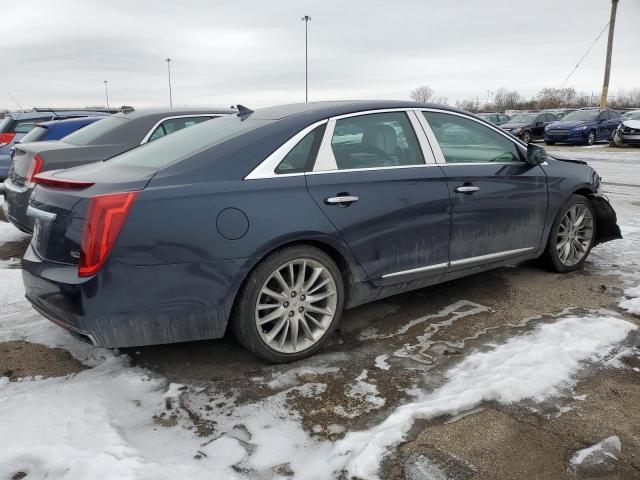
[560,21,610,88]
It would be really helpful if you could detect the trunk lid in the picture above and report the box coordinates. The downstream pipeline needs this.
[29,161,155,265]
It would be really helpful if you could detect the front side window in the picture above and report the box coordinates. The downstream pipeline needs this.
[330,112,424,170]
[423,111,521,164]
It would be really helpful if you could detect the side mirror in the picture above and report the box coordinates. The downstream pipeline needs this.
[526,143,547,165]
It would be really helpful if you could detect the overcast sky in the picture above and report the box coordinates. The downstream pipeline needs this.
[1,0,638,110]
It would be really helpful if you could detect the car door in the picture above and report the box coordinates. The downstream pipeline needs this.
[596,111,611,141]
[305,110,451,285]
[419,110,548,268]
[607,110,621,138]
[531,114,546,139]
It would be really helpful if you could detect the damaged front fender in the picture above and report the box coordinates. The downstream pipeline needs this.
[589,194,622,245]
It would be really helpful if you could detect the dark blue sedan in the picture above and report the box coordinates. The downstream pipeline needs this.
[13,116,107,144]
[21,101,621,362]
[544,108,622,145]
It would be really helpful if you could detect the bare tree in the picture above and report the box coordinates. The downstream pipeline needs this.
[410,85,435,103]
[494,88,522,111]
[537,87,577,109]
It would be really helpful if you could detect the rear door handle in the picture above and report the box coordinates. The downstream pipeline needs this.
[454,186,480,193]
[325,195,359,205]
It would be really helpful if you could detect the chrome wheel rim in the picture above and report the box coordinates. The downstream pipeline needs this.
[255,258,337,354]
[587,131,595,145]
[556,204,594,266]
[523,132,531,143]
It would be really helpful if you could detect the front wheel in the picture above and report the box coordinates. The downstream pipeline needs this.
[585,130,596,146]
[230,245,345,363]
[542,195,596,273]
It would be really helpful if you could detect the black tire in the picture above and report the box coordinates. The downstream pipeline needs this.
[230,244,345,363]
[545,140,556,146]
[585,130,596,146]
[541,195,596,273]
[522,131,532,144]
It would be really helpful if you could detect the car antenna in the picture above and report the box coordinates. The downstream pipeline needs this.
[236,104,254,120]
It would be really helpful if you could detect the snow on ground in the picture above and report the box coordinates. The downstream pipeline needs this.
[570,435,621,467]
[331,315,636,479]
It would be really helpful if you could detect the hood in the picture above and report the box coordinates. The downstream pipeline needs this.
[622,119,640,129]
[548,120,592,129]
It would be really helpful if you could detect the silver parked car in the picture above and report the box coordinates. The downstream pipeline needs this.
[1,107,235,232]
[611,110,640,147]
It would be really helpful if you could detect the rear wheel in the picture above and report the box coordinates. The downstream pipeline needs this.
[542,195,596,273]
[522,131,532,144]
[230,245,345,363]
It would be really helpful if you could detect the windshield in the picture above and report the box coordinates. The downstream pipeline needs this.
[19,125,48,143]
[562,110,599,122]
[622,111,640,121]
[62,116,125,146]
[108,114,269,169]
[509,114,536,123]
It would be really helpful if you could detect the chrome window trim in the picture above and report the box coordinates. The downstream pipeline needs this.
[306,163,441,176]
[313,108,435,172]
[381,247,536,279]
[416,108,528,165]
[244,119,328,180]
[139,114,228,145]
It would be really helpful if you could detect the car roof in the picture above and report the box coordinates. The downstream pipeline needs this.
[6,110,108,120]
[115,107,236,120]
[247,100,469,121]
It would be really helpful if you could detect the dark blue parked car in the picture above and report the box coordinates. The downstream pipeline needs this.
[15,116,107,144]
[544,108,622,145]
[21,101,621,362]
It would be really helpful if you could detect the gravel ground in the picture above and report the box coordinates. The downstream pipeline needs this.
[1,144,639,479]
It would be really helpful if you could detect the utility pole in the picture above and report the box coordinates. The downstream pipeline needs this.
[104,80,110,109]
[599,0,619,109]
[302,15,311,102]
[165,58,173,108]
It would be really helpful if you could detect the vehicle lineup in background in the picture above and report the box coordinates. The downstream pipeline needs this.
[19,101,622,362]
[0,110,108,180]
[1,106,235,232]
[475,112,510,125]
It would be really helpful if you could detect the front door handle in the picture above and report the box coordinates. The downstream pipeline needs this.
[325,195,359,205]
[454,186,480,193]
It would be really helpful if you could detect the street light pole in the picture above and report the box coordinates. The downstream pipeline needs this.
[165,58,173,108]
[599,0,619,109]
[302,15,311,102]
[104,80,110,109]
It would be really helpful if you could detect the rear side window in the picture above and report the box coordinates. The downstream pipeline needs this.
[13,120,38,134]
[62,116,127,145]
[276,125,325,174]
[109,114,268,169]
[18,125,48,143]
[609,110,620,119]
[330,112,424,170]
[423,111,521,164]
[146,116,216,143]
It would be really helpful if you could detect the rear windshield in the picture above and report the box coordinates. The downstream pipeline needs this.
[62,116,125,146]
[19,125,48,143]
[108,114,269,169]
[562,110,598,121]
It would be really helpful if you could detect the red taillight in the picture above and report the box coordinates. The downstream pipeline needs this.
[79,191,139,277]
[33,172,94,189]
[26,154,45,186]
[0,132,16,147]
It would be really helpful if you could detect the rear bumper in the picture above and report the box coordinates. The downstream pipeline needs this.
[2,179,34,233]
[22,245,250,347]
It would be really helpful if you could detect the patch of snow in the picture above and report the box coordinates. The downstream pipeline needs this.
[266,365,339,389]
[374,354,390,370]
[570,435,621,467]
[331,315,636,480]
[573,394,587,401]
[0,217,29,244]
[619,284,640,315]
[345,370,385,411]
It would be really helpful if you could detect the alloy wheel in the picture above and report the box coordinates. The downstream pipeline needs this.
[522,131,531,143]
[255,258,338,354]
[556,204,594,266]
[587,131,595,145]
